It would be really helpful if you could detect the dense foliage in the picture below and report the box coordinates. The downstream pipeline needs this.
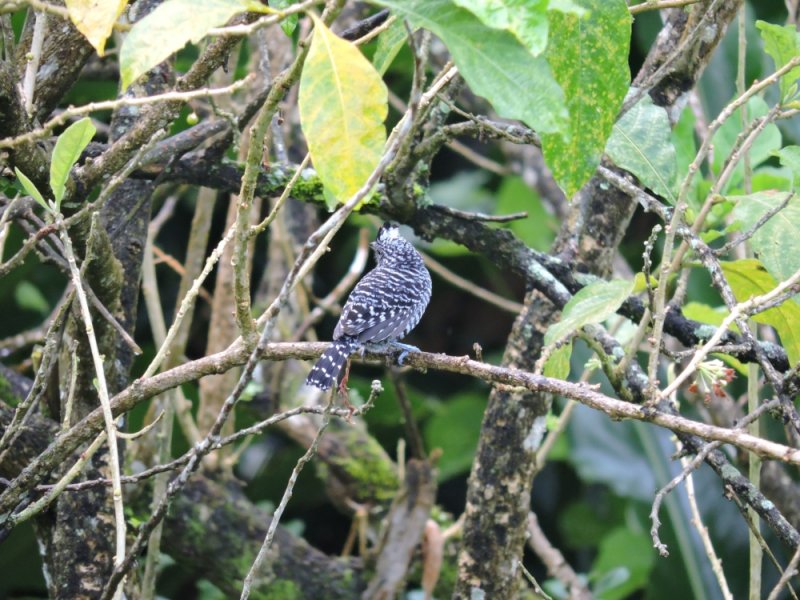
[1,0,800,598]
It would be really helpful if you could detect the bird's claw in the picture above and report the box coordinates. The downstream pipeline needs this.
[391,342,419,365]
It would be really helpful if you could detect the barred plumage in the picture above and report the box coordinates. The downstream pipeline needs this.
[306,222,432,390]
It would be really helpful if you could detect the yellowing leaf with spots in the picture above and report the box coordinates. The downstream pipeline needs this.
[299,15,388,209]
[66,0,127,56]
[119,0,269,90]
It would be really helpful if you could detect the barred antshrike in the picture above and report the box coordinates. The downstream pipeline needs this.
[306,223,432,390]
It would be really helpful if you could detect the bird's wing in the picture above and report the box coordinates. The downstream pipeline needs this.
[333,270,418,340]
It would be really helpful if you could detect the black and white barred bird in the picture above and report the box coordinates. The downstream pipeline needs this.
[305,222,432,391]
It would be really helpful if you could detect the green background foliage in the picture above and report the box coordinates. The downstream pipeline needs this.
[1,0,800,598]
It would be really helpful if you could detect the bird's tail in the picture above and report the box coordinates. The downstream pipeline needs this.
[305,338,361,390]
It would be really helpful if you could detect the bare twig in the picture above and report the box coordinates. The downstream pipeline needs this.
[661,266,800,399]
[0,76,256,149]
[527,512,589,600]
[422,252,523,315]
[714,192,795,256]
[57,213,126,599]
[21,10,46,115]
[766,544,800,600]
[681,451,734,600]
[650,399,780,555]
[629,0,701,14]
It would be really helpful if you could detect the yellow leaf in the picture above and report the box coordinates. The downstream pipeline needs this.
[298,15,388,209]
[119,0,269,90]
[721,259,800,366]
[66,0,127,56]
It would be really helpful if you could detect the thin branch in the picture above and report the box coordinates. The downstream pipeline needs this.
[429,204,528,223]
[714,192,795,256]
[681,451,734,600]
[0,75,256,149]
[422,252,524,315]
[239,377,357,600]
[100,21,417,599]
[527,512,590,600]
[766,544,800,600]
[650,399,780,555]
[206,0,322,36]
[57,212,126,599]
[661,266,800,399]
[21,10,46,115]
[295,226,370,340]
[629,0,701,14]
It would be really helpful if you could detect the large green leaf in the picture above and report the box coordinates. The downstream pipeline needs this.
[672,106,703,209]
[730,191,800,283]
[66,0,127,55]
[50,117,96,208]
[373,17,408,75]
[119,0,268,89]
[453,0,586,56]
[494,175,556,252]
[371,0,568,135]
[721,259,800,365]
[756,20,800,102]
[423,393,485,481]
[591,528,655,600]
[452,0,548,55]
[542,0,631,198]
[606,92,676,202]
[298,16,388,208]
[545,279,634,346]
[775,145,800,184]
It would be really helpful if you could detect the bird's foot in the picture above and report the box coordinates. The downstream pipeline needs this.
[364,341,420,365]
[390,342,420,365]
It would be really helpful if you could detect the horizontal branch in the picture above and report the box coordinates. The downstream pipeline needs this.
[3,339,800,519]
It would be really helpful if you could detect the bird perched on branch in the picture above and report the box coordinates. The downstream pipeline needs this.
[306,222,432,392]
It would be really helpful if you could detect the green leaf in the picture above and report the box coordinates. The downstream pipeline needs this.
[373,17,408,74]
[775,145,800,184]
[452,0,549,55]
[545,279,634,346]
[730,191,800,283]
[632,272,656,294]
[14,168,49,212]
[14,281,49,315]
[119,0,268,90]
[672,105,702,209]
[591,528,655,600]
[453,0,586,56]
[423,393,485,481]
[711,96,781,192]
[606,91,677,202]
[371,0,568,135]
[50,117,95,208]
[542,0,631,197]
[543,342,572,380]
[298,16,388,209]
[756,20,800,102]
[567,405,656,501]
[721,259,800,365]
[271,0,298,36]
[66,0,127,55]
[494,176,556,252]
